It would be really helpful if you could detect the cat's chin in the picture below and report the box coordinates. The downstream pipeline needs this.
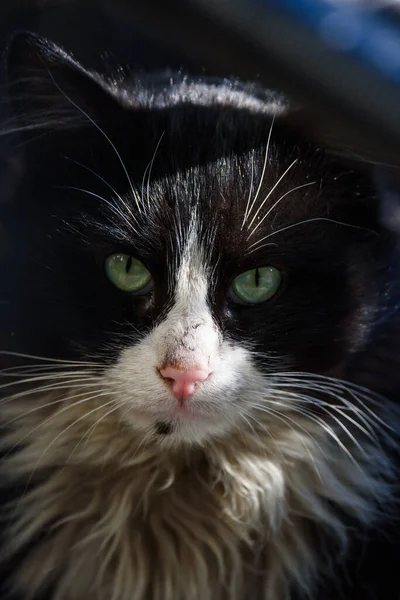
[124,407,233,447]
[154,420,232,447]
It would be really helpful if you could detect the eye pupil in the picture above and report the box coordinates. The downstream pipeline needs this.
[255,268,260,287]
[126,255,132,273]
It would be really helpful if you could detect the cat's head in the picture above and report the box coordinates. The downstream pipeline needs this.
[1,32,397,446]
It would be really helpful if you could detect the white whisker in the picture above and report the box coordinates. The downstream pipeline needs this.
[20,398,117,501]
[288,383,386,439]
[250,400,322,445]
[241,149,255,229]
[6,391,113,461]
[62,156,139,226]
[0,380,99,398]
[238,412,257,436]
[269,373,395,433]
[264,374,392,445]
[65,398,122,466]
[0,376,100,398]
[241,113,276,228]
[60,186,135,232]
[249,402,327,482]
[247,218,376,254]
[247,181,316,239]
[327,405,380,444]
[45,69,138,211]
[267,402,363,469]
[246,158,298,233]
[145,132,165,211]
[0,351,103,365]
[240,410,289,466]
[1,388,105,429]
[0,364,102,376]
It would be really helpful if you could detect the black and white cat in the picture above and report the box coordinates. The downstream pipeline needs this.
[0,32,399,600]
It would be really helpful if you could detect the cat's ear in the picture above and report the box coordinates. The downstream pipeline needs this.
[5,31,120,135]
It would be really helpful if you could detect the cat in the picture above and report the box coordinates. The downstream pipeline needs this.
[0,31,400,600]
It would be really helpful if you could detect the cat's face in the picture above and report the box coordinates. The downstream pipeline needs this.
[0,33,392,446]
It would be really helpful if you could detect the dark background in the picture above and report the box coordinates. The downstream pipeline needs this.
[0,0,224,75]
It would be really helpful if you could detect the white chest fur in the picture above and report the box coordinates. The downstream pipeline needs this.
[1,390,392,600]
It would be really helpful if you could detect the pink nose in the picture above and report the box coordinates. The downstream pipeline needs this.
[160,365,211,404]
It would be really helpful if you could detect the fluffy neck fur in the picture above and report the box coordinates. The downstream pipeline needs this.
[1,383,394,600]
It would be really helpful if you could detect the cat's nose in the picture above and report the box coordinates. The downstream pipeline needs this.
[159,365,211,404]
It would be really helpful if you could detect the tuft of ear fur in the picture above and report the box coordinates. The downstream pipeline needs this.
[5,31,119,135]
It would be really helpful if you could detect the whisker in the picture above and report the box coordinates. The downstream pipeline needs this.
[325,405,380,444]
[0,351,103,366]
[145,132,165,211]
[246,158,298,233]
[290,384,387,438]
[246,218,377,254]
[265,378,390,443]
[1,372,97,382]
[248,402,327,482]
[0,374,99,395]
[60,186,135,233]
[5,391,113,461]
[65,398,121,466]
[0,372,97,382]
[19,397,117,502]
[269,371,380,396]
[241,113,276,228]
[304,406,370,457]
[1,388,106,428]
[72,401,121,465]
[238,412,257,436]
[250,400,326,451]
[240,410,289,466]
[0,366,103,378]
[241,148,255,229]
[269,373,395,432]
[0,365,101,375]
[62,156,139,226]
[247,181,316,239]
[297,407,368,466]
[45,69,138,212]
[262,402,364,469]
[0,380,101,408]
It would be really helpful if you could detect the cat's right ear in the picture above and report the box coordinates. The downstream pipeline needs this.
[5,31,120,136]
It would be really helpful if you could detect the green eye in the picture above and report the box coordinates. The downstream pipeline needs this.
[230,266,281,304]
[105,254,152,293]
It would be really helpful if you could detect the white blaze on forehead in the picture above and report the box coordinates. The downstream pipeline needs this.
[155,228,219,369]
[175,230,209,314]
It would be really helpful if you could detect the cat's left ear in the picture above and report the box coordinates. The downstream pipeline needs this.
[5,31,121,135]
